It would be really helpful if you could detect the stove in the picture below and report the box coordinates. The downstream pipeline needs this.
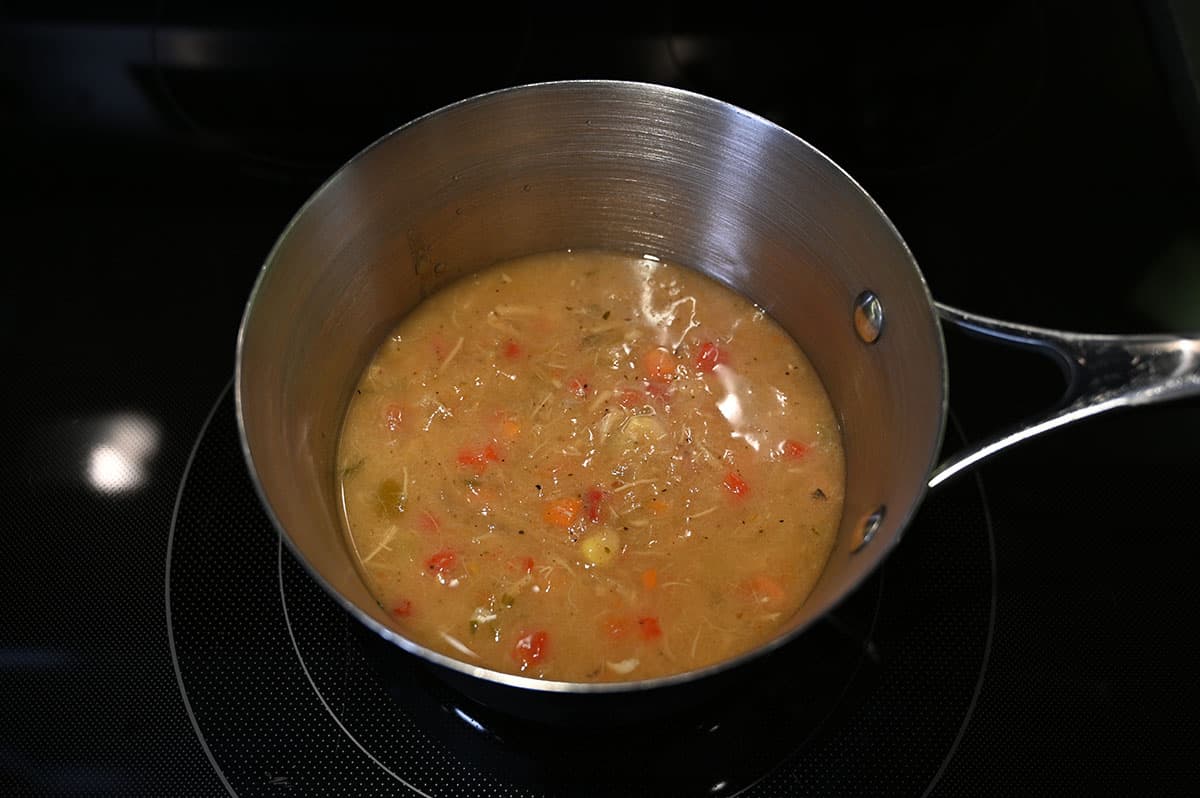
[4,3,1199,795]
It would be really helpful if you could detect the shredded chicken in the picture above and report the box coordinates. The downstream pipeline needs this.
[437,336,465,373]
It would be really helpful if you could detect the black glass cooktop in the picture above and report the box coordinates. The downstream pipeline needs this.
[4,3,1199,795]
[167,386,993,796]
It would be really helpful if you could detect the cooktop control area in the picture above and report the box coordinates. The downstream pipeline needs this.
[4,4,1199,796]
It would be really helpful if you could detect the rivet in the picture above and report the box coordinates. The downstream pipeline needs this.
[852,506,886,553]
[853,291,884,344]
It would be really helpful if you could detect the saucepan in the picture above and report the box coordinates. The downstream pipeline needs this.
[236,81,1200,724]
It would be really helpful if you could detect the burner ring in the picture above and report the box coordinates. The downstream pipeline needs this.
[167,385,995,795]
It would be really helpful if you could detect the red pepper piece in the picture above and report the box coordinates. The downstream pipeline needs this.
[722,471,750,497]
[511,630,548,670]
[694,341,724,373]
[584,487,607,523]
[426,549,456,573]
[782,440,809,460]
[637,616,662,640]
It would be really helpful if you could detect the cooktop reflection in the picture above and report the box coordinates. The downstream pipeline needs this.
[167,383,994,796]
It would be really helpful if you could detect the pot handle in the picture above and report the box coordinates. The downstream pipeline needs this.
[927,303,1200,489]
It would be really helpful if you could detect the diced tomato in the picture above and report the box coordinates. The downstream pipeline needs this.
[417,511,441,534]
[618,388,644,408]
[426,549,456,573]
[502,340,522,359]
[640,347,678,380]
[507,555,535,574]
[391,599,413,618]
[567,376,590,398]
[722,471,750,497]
[457,443,502,469]
[383,403,403,433]
[694,341,724,373]
[782,439,809,460]
[511,630,549,670]
[637,616,662,640]
[543,497,583,528]
[584,487,607,523]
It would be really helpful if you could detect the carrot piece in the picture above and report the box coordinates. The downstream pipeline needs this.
[383,403,403,433]
[391,599,413,617]
[637,616,662,640]
[502,340,522,359]
[640,347,678,380]
[584,487,607,523]
[782,439,809,460]
[694,341,724,373]
[543,497,583,527]
[722,471,750,497]
[426,549,456,573]
[500,418,522,440]
[642,569,658,590]
[511,630,549,670]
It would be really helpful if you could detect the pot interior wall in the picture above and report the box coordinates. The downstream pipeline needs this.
[237,82,947,678]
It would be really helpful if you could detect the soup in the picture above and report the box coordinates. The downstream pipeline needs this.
[336,250,845,681]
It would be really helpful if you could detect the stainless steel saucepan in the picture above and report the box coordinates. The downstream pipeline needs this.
[236,81,1200,723]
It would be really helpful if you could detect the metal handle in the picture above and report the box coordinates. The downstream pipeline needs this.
[928,303,1200,489]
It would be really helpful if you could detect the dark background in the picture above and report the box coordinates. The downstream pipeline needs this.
[3,2,1199,795]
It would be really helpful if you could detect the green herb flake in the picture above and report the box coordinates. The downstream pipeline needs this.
[375,478,405,517]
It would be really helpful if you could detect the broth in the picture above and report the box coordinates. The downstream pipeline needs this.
[336,250,844,681]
